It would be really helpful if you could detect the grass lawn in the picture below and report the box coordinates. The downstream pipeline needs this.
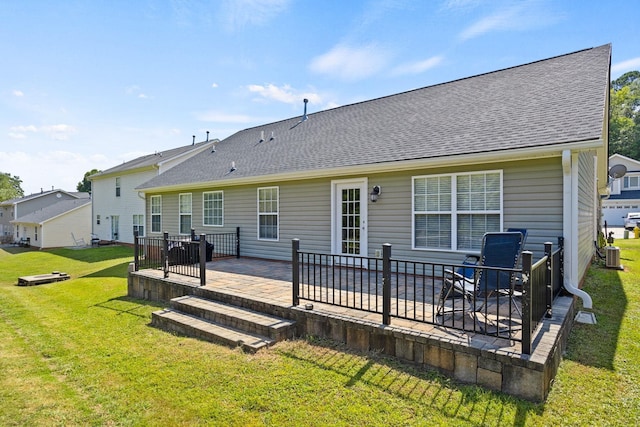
[0,242,638,426]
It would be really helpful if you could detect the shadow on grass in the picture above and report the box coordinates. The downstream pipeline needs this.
[45,246,133,263]
[563,259,626,370]
[83,261,132,279]
[277,337,542,425]
[92,295,164,319]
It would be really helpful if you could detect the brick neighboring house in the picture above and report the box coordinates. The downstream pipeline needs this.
[0,189,90,243]
[89,139,217,244]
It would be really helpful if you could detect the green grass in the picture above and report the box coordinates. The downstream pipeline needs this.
[0,242,638,426]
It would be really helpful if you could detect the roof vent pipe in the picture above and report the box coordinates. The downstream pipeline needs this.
[302,98,308,121]
[206,131,209,142]
[192,135,195,145]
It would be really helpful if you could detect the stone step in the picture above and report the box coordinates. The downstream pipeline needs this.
[170,295,295,341]
[152,309,273,353]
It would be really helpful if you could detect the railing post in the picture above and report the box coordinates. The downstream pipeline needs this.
[134,231,140,271]
[163,231,169,279]
[199,233,206,286]
[544,242,553,318]
[190,228,196,241]
[236,226,241,258]
[382,243,392,325]
[521,251,533,355]
[292,239,300,306]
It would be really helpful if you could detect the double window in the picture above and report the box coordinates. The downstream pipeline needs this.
[203,191,223,226]
[258,187,279,240]
[413,171,502,251]
[150,195,162,233]
[179,193,192,235]
[623,175,640,190]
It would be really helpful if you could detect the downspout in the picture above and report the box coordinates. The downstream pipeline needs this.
[562,149,593,309]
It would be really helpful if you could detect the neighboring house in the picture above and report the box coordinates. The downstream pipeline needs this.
[602,153,640,226]
[137,45,611,304]
[0,189,90,242]
[89,140,217,244]
[11,198,92,249]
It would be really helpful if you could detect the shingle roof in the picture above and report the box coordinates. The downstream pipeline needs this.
[138,45,611,191]
[1,189,89,206]
[90,140,215,178]
[12,198,91,224]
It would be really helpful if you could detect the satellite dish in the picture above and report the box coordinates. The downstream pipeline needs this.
[609,164,627,179]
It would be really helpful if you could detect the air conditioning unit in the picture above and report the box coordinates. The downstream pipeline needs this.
[605,246,621,269]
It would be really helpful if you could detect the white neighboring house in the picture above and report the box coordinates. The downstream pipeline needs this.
[602,154,640,226]
[11,198,92,249]
[89,140,217,244]
[0,189,90,243]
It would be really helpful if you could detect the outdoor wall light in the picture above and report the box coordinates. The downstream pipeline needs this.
[370,185,381,202]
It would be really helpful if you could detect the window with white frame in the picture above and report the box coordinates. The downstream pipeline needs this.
[413,171,502,251]
[133,214,144,237]
[115,177,121,197]
[179,193,192,235]
[623,175,640,190]
[203,191,223,226]
[257,187,278,240]
[151,195,162,233]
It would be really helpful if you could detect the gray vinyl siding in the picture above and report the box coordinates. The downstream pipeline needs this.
[146,158,564,264]
[577,151,597,282]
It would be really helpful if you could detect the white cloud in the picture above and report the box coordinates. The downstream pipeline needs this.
[246,84,322,105]
[211,83,219,88]
[220,0,290,31]
[309,44,390,80]
[458,1,562,41]
[392,56,444,76]
[8,124,76,141]
[13,90,24,97]
[612,57,640,75]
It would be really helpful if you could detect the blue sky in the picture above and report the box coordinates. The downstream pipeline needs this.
[1,0,638,195]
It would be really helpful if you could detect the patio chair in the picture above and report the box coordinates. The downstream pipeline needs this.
[71,233,86,247]
[436,231,525,319]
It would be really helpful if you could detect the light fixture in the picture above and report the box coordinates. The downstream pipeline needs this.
[370,185,381,202]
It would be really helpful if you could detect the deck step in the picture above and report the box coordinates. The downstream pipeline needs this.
[170,295,296,341]
[152,309,273,353]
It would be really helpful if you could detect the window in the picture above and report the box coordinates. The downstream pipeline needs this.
[115,177,121,197]
[203,191,223,226]
[179,193,192,235]
[35,226,38,242]
[257,187,279,240]
[413,171,502,251]
[133,214,144,237]
[151,196,162,233]
[624,175,640,190]
[96,214,101,225]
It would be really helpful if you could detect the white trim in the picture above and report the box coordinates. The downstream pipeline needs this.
[257,186,279,241]
[178,193,192,235]
[202,190,224,227]
[330,178,368,257]
[411,170,503,252]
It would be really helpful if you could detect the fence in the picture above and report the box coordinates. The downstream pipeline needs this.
[292,239,563,355]
[133,228,240,285]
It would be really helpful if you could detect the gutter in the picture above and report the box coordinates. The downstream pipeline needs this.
[562,149,594,310]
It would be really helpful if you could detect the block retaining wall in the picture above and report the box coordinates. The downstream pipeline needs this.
[129,268,575,402]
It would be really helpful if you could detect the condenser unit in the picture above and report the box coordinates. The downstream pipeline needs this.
[605,246,621,269]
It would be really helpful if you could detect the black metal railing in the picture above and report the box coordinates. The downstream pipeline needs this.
[133,228,241,285]
[292,239,564,355]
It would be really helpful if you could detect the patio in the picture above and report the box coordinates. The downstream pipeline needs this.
[129,255,576,402]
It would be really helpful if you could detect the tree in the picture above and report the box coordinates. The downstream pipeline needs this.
[77,169,100,194]
[609,71,640,159]
[0,172,24,201]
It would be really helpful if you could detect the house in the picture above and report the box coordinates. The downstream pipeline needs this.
[0,189,90,243]
[89,139,217,244]
[602,153,640,226]
[137,45,611,307]
[10,198,92,249]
